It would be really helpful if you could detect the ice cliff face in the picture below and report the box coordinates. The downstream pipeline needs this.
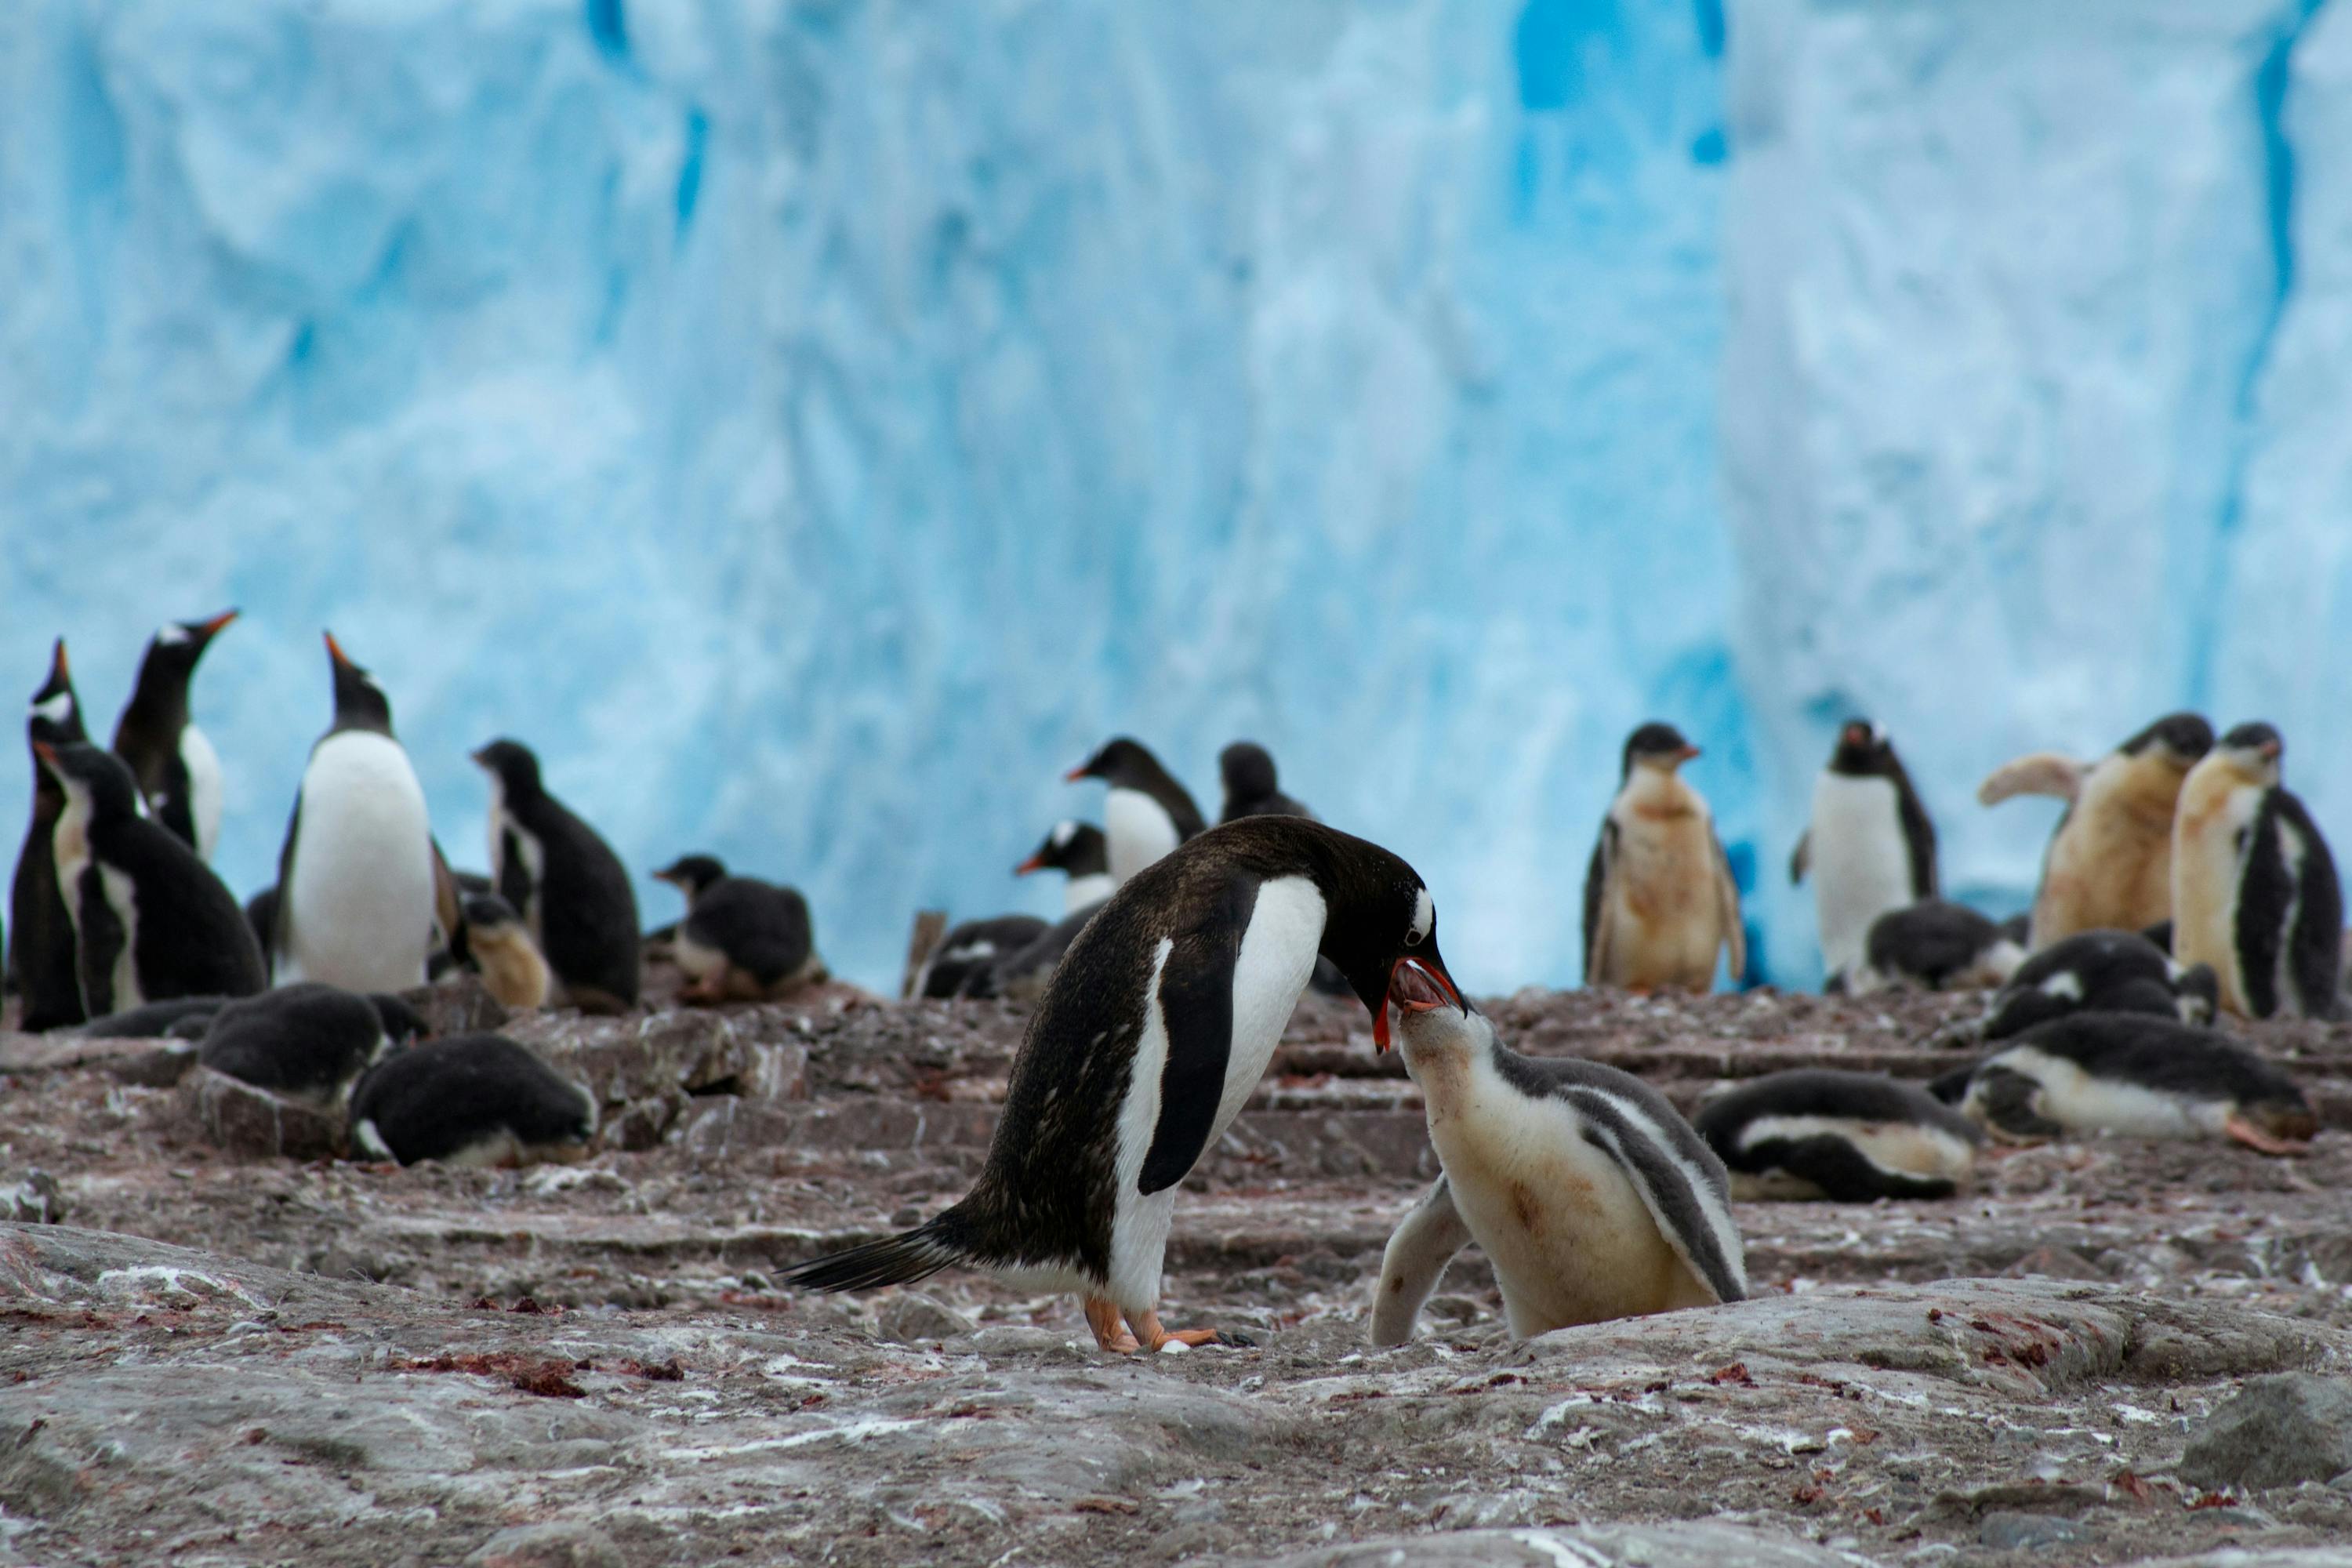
[0,0,2345,995]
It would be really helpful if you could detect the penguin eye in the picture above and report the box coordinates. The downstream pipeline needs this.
[1404,928,1423,947]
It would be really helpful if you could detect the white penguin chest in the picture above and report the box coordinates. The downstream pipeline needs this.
[2172,775,2263,996]
[1807,774,1914,972]
[1104,788,1181,883]
[282,733,434,989]
[180,725,224,862]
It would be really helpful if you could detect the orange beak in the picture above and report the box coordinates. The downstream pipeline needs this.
[1372,954,1465,1052]
[49,639,69,682]
[1677,743,1702,762]
[1014,853,1046,876]
[1063,765,1088,783]
[324,630,349,666]
[198,608,239,637]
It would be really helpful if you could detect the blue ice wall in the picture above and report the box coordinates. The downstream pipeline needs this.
[3,0,2350,996]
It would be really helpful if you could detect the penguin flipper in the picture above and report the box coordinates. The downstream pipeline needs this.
[1977,753,2084,807]
[1582,822,1614,985]
[1568,1090,1747,1304]
[1137,876,1254,1196]
[269,793,303,975]
[1788,830,1809,887]
[1370,1175,1470,1348]
[1714,830,1746,984]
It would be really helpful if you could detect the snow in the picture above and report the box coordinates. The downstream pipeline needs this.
[1,0,2347,996]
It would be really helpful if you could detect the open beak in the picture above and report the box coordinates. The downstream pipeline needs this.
[1014,853,1046,876]
[1371,953,1465,1052]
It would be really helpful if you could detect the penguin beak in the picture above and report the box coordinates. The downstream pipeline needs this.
[1014,853,1046,876]
[1063,765,1090,783]
[324,630,350,667]
[1371,953,1465,1052]
[1676,743,1702,762]
[196,609,238,640]
[48,640,69,682]
[2259,739,2282,762]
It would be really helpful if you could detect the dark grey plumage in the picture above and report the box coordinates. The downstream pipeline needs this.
[348,1034,595,1166]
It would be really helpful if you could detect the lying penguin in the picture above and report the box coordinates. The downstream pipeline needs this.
[1980,929,2218,1041]
[1843,900,2024,995]
[199,983,427,1109]
[1951,1012,2316,1156]
[1693,1069,1982,1201]
[348,1033,597,1167]
[1370,960,1745,1346]
[652,855,826,1002]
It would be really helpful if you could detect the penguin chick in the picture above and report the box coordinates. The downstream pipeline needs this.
[1958,1012,2316,1156]
[1693,1069,1982,1201]
[1843,901,2023,995]
[1583,723,1744,992]
[652,855,826,1002]
[1218,742,1314,823]
[1791,719,1936,986]
[1066,738,1206,883]
[110,609,237,862]
[1981,930,2218,1042]
[471,738,640,1011]
[1371,961,1744,1346]
[74,996,230,1040]
[916,914,1050,1001]
[1981,713,2212,947]
[462,893,552,1011]
[198,982,412,1109]
[347,1034,597,1167]
[10,639,92,1031]
[39,742,266,1015]
[2172,721,2343,1020]
[786,816,1461,1355]
[271,634,436,995]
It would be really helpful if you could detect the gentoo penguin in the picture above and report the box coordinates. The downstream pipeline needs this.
[1693,1069,1982,1202]
[2172,722,2344,1020]
[242,886,278,958]
[1955,1013,2316,1155]
[1980,713,2213,946]
[1017,819,1116,913]
[74,995,230,1040]
[1370,962,1745,1346]
[785,815,1463,1353]
[347,1034,597,1167]
[651,855,826,1001]
[1218,742,1313,823]
[916,914,1049,1000]
[272,635,436,995]
[9,641,90,1029]
[936,822,1117,1000]
[109,609,237,862]
[1842,900,2024,995]
[1582,723,1744,991]
[1981,929,2219,1041]
[471,739,640,1011]
[198,982,421,1108]
[38,742,266,1014]
[1790,720,1935,986]
[1067,737,1206,884]
[460,892,552,1011]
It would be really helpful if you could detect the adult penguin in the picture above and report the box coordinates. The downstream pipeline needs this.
[9,641,89,1029]
[784,816,1461,1353]
[110,609,238,861]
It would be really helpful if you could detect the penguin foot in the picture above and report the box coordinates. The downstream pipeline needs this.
[1083,1296,1142,1353]
[1125,1310,1250,1353]
[2224,1114,2310,1157]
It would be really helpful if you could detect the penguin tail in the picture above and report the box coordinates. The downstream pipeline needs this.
[782,1209,974,1294]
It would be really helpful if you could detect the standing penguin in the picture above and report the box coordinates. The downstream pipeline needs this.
[1066,737,1206,884]
[9,641,89,1029]
[1370,962,1745,1346]
[1583,723,1744,991]
[1980,713,2213,947]
[472,739,640,1011]
[1790,719,1935,986]
[784,816,1462,1353]
[946,822,1120,1000]
[2172,722,2343,1019]
[459,892,553,1011]
[272,634,436,995]
[110,610,237,862]
[1016,819,1116,913]
[38,742,265,1014]
[1218,742,1314,823]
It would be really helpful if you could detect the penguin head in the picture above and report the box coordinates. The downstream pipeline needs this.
[2241,1089,2321,1148]
[1621,722,1699,779]
[1302,829,1466,1053]
[653,855,729,902]
[34,741,143,822]
[1219,741,1279,803]
[2213,721,2285,787]
[2170,961,2220,1026]
[1014,820,1108,879]
[142,610,238,680]
[1828,718,1896,776]
[2120,711,2214,771]
[1065,736,1165,789]
[27,638,84,746]
[470,738,543,800]
[461,891,528,936]
[323,633,395,736]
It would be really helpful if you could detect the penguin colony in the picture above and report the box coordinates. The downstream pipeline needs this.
[1,618,2341,1355]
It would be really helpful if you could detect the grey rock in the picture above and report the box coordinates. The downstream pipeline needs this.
[876,1290,975,1343]
[1245,1523,1860,1566]
[1980,1510,2096,1550]
[169,1066,341,1160]
[464,1522,626,1568]
[2180,1374,2352,1490]
[0,1171,65,1225]
[400,973,510,1037]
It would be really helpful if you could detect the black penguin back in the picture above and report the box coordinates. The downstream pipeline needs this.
[920,913,1051,999]
[91,797,267,1005]
[347,1035,594,1164]
[10,641,89,1029]
[200,983,387,1102]
[688,877,816,986]
[1864,900,2002,988]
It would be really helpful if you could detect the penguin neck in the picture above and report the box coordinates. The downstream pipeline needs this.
[1062,871,1115,913]
[117,665,191,743]
[1620,766,1698,820]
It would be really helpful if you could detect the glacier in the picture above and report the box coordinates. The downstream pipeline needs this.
[1,0,2347,997]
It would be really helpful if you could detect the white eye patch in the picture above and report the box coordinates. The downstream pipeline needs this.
[1409,887,1435,945]
[155,623,191,646]
[1051,820,1078,849]
[30,692,72,724]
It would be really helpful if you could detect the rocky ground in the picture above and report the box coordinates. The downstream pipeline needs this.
[4,974,2352,1566]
